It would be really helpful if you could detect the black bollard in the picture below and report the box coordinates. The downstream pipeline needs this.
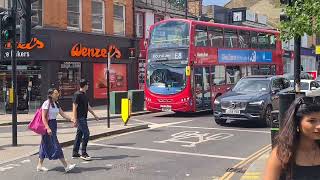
[278,93,296,129]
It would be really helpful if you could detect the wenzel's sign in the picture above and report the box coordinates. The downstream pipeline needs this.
[4,38,45,58]
[71,43,121,59]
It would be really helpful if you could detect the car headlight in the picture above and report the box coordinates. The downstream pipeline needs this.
[214,99,220,105]
[249,100,264,105]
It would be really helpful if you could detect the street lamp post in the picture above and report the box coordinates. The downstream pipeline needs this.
[107,53,111,128]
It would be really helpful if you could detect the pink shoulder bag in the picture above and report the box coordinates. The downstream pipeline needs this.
[28,101,50,135]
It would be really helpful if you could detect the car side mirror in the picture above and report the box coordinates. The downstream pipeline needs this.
[272,88,280,94]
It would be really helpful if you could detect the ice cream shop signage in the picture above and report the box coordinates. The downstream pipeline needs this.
[70,43,122,59]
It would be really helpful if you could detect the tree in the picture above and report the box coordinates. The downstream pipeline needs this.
[280,0,320,41]
[168,0,186,9]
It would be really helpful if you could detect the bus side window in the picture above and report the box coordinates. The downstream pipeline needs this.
[195,25,208,47]
[239,30,250,48]
[226,66,241,84]
[250,31,258,49]
[269,34,276,49]
[208,27,223,47]
[211,66,225,85]
[224,29,238,48]
[258,33,269,49]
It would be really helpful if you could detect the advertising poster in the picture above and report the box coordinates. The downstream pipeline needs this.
[93,63,127,99]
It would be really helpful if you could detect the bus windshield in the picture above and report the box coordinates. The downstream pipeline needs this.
[149,21,190,49]
[147,62,187,95]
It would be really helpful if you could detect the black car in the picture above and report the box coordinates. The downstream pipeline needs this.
[213,75,291,127]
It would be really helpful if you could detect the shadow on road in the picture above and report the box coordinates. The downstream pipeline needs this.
[219,120,267,129]
[155,111,212,118]
[50,166,111,173]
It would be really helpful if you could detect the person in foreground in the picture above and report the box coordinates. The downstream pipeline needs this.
[37,88,76,172]
[264,96,320,180]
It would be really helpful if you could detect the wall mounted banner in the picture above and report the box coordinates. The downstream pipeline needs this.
[218,49,272,63]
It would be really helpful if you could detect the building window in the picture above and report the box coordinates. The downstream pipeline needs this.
[67,0,81,29]
[92,0,104,32]
[154,14,164,23]
[113,4,125,36]
[136,12,144,38]
[31,0,43,26]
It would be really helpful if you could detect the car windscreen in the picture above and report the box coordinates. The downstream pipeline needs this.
[232,79,270,92]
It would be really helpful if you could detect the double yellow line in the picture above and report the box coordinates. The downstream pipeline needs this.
[219,144,271,180]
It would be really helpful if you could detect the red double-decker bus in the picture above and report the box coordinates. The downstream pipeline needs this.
[145,19,283,113]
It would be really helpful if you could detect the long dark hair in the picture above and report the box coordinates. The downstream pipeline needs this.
[275,96,320,179]
[47,88,60,108]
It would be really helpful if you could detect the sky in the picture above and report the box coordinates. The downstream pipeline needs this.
[202,0,231,6]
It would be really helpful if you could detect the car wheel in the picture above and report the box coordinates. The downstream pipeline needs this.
[263,105,272,127]
[215,118,227,126]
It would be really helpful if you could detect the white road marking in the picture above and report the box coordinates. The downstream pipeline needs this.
[81,162,90,164]
[186,174,190,176]
[89,143,245,161]
[154,131,233,147]
[106,164,113,167]
[169,125,270,134]
[20,159,31,163]
[91,119,195,143]
[131,118,157,125]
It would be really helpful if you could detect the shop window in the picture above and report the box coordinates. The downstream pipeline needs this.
[211,65,225,85]
[93,64,128,99]
[114,4,125,36]
[239,30,250,48]
[136,12,144,38]
[58,62,81,98]
[208,27,223,47]
[226,66,241,84]
[195,25,208,47]
[67,0,81,29]
[224,29,238,48]
[92,0,104,32]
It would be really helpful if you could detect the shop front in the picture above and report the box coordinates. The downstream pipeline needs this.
[0,29,138,112]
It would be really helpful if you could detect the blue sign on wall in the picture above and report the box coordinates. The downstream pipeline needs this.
[218,49,272,63]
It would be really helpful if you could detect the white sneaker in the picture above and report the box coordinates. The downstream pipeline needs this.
[64,164,76,173]
[36,166,49,172]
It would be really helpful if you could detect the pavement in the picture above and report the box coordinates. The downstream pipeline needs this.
[0,105,151,165]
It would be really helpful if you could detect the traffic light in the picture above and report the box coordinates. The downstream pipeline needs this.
[19,0,39,43]
[280,11,290,22]
[0,12,14,43]
[280,0,294,5]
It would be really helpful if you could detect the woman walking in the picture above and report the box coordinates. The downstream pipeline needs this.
[37,88,76,172]
[264,96,320,179]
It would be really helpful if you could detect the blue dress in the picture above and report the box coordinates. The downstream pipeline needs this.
[39,118,64,160]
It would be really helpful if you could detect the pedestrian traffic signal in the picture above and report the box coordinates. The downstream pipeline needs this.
[280,0,294,5]
[0,13,14,43]
[19,0,39,43]
[280,11,290,22]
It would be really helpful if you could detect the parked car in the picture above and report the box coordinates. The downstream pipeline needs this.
[282,72,314,80]
[290,80,320,96]
[213,75,291,127]
[316,76,320,84]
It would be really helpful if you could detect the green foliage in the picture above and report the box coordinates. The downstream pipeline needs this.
[280,0,320,41]
[168,0,186,9]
